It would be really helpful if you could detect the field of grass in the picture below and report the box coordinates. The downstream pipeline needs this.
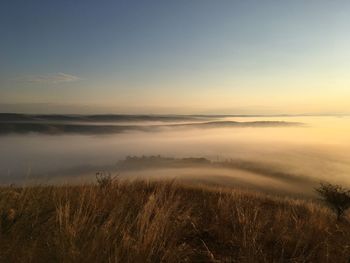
[1,180,349,262]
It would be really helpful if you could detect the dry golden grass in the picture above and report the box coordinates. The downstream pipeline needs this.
[0,180,349,262]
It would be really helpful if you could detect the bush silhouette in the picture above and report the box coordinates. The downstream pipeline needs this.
[315,182,350,220]
[95,171,118,189]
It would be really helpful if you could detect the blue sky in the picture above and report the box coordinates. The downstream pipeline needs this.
[1,0,350,114]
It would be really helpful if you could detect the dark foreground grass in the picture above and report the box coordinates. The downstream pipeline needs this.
[0,180,349,262]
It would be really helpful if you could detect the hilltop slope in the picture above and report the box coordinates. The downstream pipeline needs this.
[0,181,349,262]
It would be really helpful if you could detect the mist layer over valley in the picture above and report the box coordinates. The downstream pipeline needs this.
[1,114,349,197]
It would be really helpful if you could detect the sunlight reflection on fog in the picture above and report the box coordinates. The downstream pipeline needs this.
[0,116,349,195]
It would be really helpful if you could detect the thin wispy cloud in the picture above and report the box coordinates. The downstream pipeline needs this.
[17,73,80,84]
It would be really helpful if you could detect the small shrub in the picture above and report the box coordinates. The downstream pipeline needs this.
[95,171,118,189]
[315,182,350,220]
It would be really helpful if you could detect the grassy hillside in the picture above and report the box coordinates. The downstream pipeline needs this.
[0,180,349,262]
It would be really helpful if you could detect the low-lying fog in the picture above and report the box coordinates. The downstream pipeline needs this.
[1,115,349,197]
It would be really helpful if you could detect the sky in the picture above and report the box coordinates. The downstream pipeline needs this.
[1,0,350,114]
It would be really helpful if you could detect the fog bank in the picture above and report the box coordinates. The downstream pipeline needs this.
[0,115,349,197]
